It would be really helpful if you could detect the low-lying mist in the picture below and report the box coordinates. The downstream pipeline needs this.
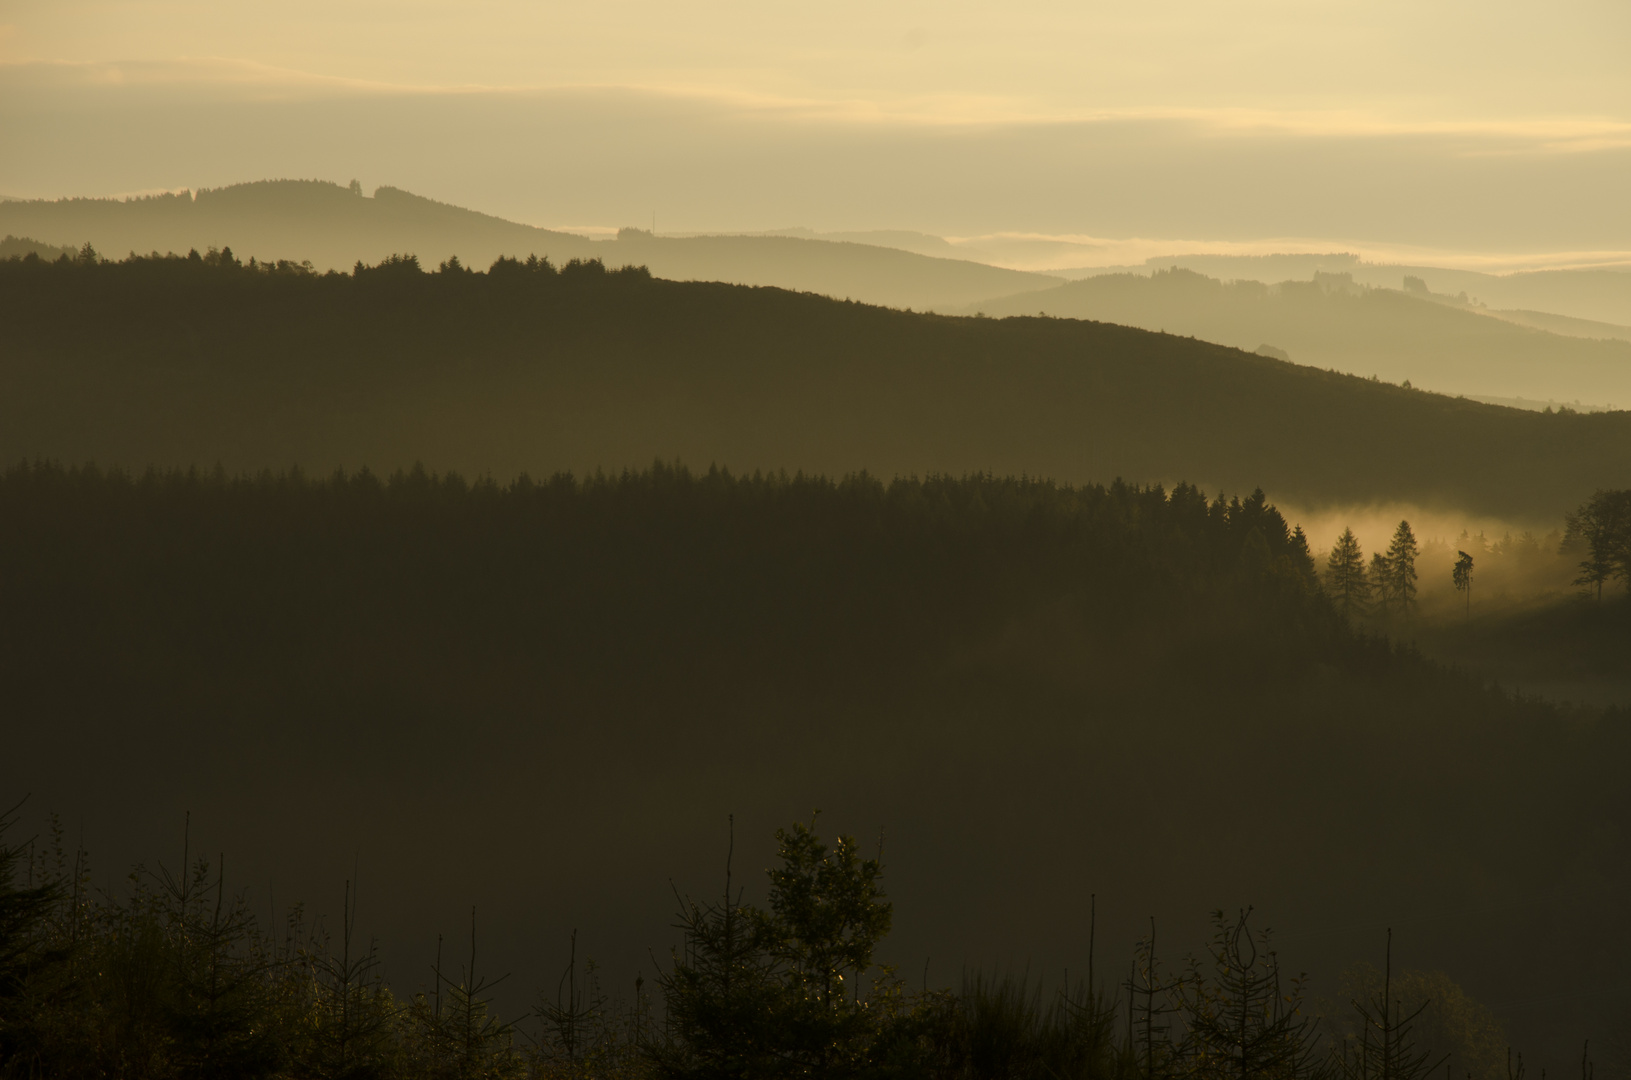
[1291,499,1629,707]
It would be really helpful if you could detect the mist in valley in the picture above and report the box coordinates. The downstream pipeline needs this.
[5,2,1631,1079]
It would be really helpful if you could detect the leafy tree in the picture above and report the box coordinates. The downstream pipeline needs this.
[1324,529,1370,617]
[758,816,896,1078]
[1563,491,1631,603]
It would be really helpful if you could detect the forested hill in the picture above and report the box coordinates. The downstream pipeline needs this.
[4,249,1630,519]
[3,461,1625,1062]
[962,267,1631,408]
[0,180,599,274]
[1075,252,1631,328]
[0,179,1056,309]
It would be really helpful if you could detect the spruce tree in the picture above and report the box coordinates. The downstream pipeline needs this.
[1386,521,1420,623]
[1324,529,1370,617]
[650,823,783,1080]
[1176,909,1321,1080]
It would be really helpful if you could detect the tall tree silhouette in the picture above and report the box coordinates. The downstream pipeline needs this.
[1325,529,1370,618]
[1563,491,1631,603]
[1385,522,1420,624]
[1452,552,1474,620]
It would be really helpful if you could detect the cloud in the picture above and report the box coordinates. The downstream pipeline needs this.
[3,56,1628,258]
[5,56,1628,154]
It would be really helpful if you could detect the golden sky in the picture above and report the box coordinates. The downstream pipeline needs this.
[3,0,1629,258]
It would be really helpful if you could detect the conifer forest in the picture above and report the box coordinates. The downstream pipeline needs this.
[6,39,1631,1073]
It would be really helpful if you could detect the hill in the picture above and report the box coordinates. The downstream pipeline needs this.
[1059,252,1631,328]
[1,460,1624,1065]
[961,267,1631,407]
[4,250,1631,520]
[0,179,1058,310]
[0,234,75,261]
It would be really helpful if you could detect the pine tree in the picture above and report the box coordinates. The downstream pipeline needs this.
[1386,521,1420,623]
[1452,551,1474,619]
[1288,527,1320,590]
[1324,529,1370,617]
[1332,930,1444,1080]
[1176,909,1321,1080]
[650,821,783,1080]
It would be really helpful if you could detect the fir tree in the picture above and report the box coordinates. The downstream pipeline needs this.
[1324,529,1370,618]
[1176,909,1321,1080]
[650,821,783,1080]
[1386,522,1420,623]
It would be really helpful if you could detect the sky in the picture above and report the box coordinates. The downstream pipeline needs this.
[3,0,1630,267]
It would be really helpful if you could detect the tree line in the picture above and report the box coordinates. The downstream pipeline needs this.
[3,244,1628,522]
[0,808,1522,1080]
[0,463,1618,1074]
[1321,488,1631,621]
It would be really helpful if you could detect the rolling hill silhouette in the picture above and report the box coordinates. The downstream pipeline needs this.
[0,179,1058,310]
[962,267,1631,408]
[1058,252,1631,327]
[2,250,1628,520]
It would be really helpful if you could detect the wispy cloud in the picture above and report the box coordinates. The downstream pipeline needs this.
[6,57,1628,154]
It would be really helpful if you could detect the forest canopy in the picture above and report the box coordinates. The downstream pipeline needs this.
[0,459,1624,1070]
[0,248,1628,519]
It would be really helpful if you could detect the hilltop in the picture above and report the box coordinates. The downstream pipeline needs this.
[1054,252,1631,328]
[4,249,1631,520]
[961,267,1631,407]
[0,179,1057,310]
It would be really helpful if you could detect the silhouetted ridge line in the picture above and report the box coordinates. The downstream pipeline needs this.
[1,248,1626,518]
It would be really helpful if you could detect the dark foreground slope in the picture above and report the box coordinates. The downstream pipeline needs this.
[2,463,1626,1065]
[963,268,1631,407]
[0,179,1055,308]
[3,251,1629,519]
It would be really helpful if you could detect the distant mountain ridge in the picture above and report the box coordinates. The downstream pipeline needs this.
[0,235,75,261]
[960,267,1631,407]
[0,179,1059,310]
[1057,252,1631,328]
